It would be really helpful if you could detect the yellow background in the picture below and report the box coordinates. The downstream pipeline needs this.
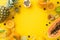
[0,0,60,40]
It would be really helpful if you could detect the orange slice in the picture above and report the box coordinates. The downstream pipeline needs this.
[6,20,14,29]
[47,3,55,10]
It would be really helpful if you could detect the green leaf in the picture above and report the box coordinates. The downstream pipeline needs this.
[0,30,5,33]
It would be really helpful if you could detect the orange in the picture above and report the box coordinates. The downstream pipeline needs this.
[6,20,14,29]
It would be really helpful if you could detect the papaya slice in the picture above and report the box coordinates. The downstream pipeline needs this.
[38,0,47,8]
[9,32,20,40]
[39,2,47,8]
[48,17,60,38]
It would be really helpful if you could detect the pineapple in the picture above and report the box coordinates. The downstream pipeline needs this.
[0,6,10,23]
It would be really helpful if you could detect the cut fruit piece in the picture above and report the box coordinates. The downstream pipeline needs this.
[48,17,60,38]
[6,20,15,29]
[38,0,47,8]
[24,0,31,8]
[47,3,55,10]
[48,14,55,21]
[38,1,47,8]
[9,32,20,40]
[38,0,50,8]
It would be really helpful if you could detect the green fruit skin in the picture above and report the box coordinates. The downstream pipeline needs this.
[55,6,60,13]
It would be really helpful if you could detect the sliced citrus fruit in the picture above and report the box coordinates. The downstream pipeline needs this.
[6,20,14,29]
[47,3,55,10]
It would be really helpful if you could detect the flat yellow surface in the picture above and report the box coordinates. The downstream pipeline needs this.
[0,0,60,40]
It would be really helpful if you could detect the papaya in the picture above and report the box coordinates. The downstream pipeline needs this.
[39,2,47,8]
[8,32,21,40]
[48,17,60,38]
[38,0,47,8]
